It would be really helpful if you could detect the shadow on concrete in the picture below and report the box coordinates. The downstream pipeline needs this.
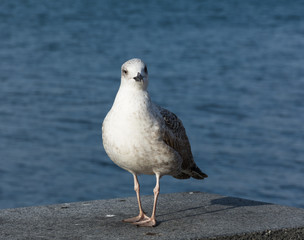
[211,196,271,207]
[157,196,271,225]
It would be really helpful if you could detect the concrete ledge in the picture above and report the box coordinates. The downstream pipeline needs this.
[1,192,304,239]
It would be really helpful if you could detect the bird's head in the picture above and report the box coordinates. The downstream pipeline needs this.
[121,58,149,91]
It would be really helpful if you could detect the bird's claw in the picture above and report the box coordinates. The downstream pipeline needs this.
[133,217,156,227]
[123,213,149,223]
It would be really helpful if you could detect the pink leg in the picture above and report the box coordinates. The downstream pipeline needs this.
[135,173,160,227]
[123,174,149,223]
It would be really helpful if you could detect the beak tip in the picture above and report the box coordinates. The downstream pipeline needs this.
[133,72,144,82]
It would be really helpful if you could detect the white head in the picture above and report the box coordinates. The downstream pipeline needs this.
[120,58,149,91]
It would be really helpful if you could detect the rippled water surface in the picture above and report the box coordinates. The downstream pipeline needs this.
[1,0,304,209]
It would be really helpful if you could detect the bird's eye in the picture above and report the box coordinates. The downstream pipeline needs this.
[123,69,128,74]
[144,66,148,74]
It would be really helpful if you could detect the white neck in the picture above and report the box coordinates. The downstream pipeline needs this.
[111,84,151,112]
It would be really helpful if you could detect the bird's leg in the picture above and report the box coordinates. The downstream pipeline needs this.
[123,174,149,223]
[135,173,160,227]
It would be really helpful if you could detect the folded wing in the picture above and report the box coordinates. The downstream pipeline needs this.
[156,105,208,180]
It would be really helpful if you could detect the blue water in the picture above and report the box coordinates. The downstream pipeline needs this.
[1,0,304,209]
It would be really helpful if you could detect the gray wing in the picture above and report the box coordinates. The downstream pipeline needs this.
[156,105,207,179]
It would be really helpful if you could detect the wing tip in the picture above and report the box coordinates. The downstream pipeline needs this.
[191,165,208,180]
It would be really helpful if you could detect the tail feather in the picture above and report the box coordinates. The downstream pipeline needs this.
[173,165,208,180]
[173,172,191,179]
[191,165,208,179]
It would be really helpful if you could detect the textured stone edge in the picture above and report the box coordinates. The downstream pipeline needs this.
[1,192,304,240]
[202,227,304,240]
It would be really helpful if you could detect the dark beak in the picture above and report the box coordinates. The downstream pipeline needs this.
[133,72,144,82]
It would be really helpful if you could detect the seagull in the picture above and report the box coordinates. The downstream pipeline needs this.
[102,58,207,227]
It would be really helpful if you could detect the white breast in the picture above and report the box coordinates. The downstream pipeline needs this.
[102,88,181,176]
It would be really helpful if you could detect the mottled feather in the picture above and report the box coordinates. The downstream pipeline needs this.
[156,105,208,179]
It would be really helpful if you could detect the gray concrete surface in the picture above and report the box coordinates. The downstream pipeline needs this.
[0,192,304,239]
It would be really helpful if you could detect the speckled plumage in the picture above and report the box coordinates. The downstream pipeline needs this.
[156,105,208,179]
[102,58,207,227]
